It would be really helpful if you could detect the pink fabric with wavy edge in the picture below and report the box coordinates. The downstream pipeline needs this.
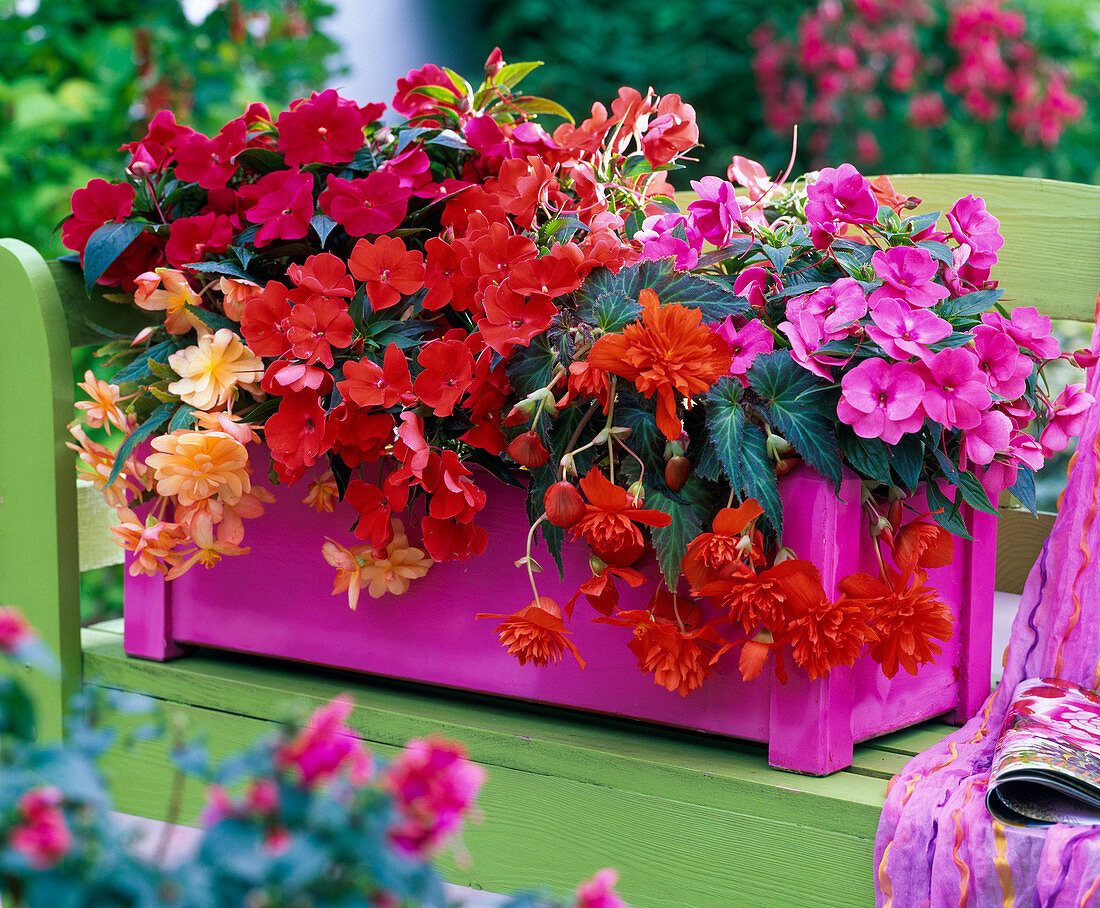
[875,305,1100,907]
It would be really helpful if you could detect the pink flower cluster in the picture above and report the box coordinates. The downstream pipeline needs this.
[7,787,72,870]
[383,735,485,856]
[750,0,1085,165]
[274,693,373,788]
[784,165,1092,499]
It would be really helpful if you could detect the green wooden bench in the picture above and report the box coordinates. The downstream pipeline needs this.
[1,173,1098,907]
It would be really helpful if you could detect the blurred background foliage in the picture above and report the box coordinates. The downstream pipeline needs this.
[0,0,341,258]
[474,0,1100,184]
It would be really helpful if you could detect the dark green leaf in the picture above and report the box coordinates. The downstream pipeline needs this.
[1009,466,1037,515]
[183,259,255,282]
[621,153,653,179]
[83,221,146,291]
[646,484,705,590]
[926,481,972,539]
[838,430,892,486]
[235,147,285,174]
[904,212,941,234]
[649,271,750,321]
[507,332,559,399]
[931,448,997,515]
[936,288,1003,320]
[465,449,524,488]
[887,431,925,490]
[112,339,181,385]
[705,378,745,489]
[614,394,663,467]
[0,677,36,740]
[168,405,196,432]
[692,437,724,482]
[525,463,564,578]
[740,423,782,533]
[190,307,239,334]
[928,332,974,351]
[310,213,338,246]
[107,402,174,485]
[572,260,670,332]
[748,351,843,491]
[915,240,954,267]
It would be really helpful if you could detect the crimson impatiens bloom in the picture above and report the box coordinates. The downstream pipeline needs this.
[587,289,732,440]
[276,89,371,167]
[63,178,135,255]
[572,468,671,566]
[165,212,234,268]
[348,235,426,311]
[320,171,409,237]
[413,338,475,417]
[239,169,315,246]
[478,597,586,668]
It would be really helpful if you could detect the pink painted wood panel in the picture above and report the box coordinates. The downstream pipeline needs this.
[124,455,995,775]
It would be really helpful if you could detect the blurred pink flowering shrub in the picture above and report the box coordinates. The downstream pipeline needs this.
[752,0,1086,169]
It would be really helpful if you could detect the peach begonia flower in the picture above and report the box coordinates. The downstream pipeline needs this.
[165,509,249,579]
[167,329,264,412]
[175,484,274,546]
[322,520,433,610]
[110,507,188,577]
[218,276,260,322]
[67,425,151,507]
[145,429,251,506]
[303,472,339,513]
[75,370,130,433]
[134,268,204,335]
[192,409,261,445]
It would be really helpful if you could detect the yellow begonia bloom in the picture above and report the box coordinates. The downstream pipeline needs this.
[168,329,263,412]
[145,429,251,507]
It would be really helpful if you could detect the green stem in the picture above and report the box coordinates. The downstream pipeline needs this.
[524,514,548,602]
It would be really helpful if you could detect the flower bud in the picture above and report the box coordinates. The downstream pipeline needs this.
[504,397,539,427]
[507,431,549,469]
[773,546,797,564]
[588,554,608,575]
[626,480,645,506]
[664,455,690,492]
[766,432,793,459]
[559,453,576,476]
[544,481,586,528]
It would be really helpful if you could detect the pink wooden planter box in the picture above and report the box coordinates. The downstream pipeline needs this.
[124,456,996,775]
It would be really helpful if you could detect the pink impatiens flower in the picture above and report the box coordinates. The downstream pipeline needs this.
[635,212,702,269]
[801,278,868,336]
[277,89,369,167]
[1040,383,1094,455]
[0,606,33,654]
[9,787,72,869]
[870,246,950,309]
[732,266,777,310]
[574,868,628,908]
[981,307,1060,361]
[972,324,1034,400]
[947,194,1004,270]
[917,347,992,430]
[865,297,951,361]
[319,171,410,238]
[384,735,485,856]
[805,163,878,230]
[961,408,1013,466]
[837,358,925,444]
[687,176,743,246]
[712,317,774,383]
[240,170,315,246]
[274,693,373,788]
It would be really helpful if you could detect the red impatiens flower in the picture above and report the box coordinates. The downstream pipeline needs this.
[421,450,487,523]
[681,499,764,590]
[477,597,586,669]
[277,89,369,167]
[319,172,409,237]
[260,358,333,397]
[477,285,559,354]
[339,343,415,410]
[422,237,477,311]
[239,170,315,246]
[239,280,299,357]
[420,515,488,562]
[506,252,583,299]
[348,235,426,311]
[345,479,394,547]
[772,560,878,681]
[285,295,354,367]
[838,569,955,679]
[63,179,135,255]
[324,405,395,468]
[165,212,234,268]
[587,289,732,440]
[597,590,726,697]
[413,338,475,417]
[287,252,355,298]
[119,109,195,172]
[391,63,460,118]
[264,392,329,481]
[571,468,672,566]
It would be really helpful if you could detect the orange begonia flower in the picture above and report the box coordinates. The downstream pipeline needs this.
[771,559,877,681]
[597,589,727,697]
[218,276,260,322]
[681,499,764,590]
[110,507,188,577]
[838,568,955,679]
[322,520,433,610]
[477,597,585,669]
[571,468,672,566]
[700,561,788,634]
[303,472,340,513]
[165,509,249,579]
[167,329,264,412]
[146,430,251,506]
[67,425,151,507]
[586,289,732,440]
[891,519,954,575]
